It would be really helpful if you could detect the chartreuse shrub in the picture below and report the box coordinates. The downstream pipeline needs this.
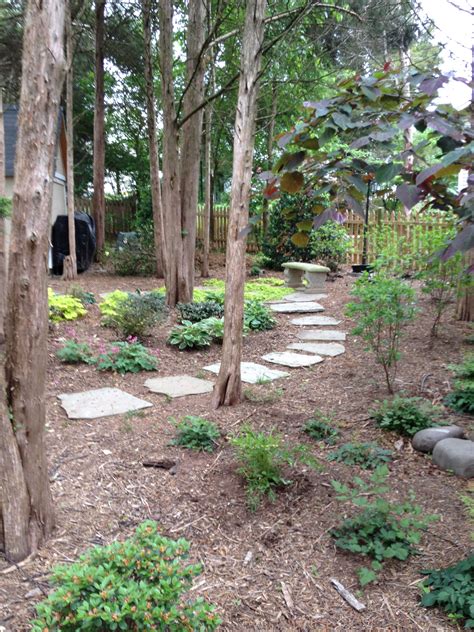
[31,520,221,631]
[99,290,129,318]
[202,277,292,302]
[230,425,319,511]
[96,341,157,374]
[331,465,436,586]
[420,555,474,628]
[170,416,220,452]
[445,355,474,414]
[327,442,393,469]
[56,340,95,365]
[371,396,444,437]
[346,273,416,393]
[48,289,87,323]
[303,410,340,445]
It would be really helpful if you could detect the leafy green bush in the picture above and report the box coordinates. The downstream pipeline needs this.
[371,396,444,436]
[445,355,474,414]
[103,292,167,338]
[346,273,416,393]
[230,425,318,510]
[31,520,220,631]
[244,300,276,331]
[176,301,224,324]
[327,442,393,469]
[420,555,474,628]
[331,466,436,585]
[170,416,220,452]
[56,340,95,365]
[48,289,87,323]
[303,411,340,445]
[311,220,351,272]
[168,320,213,350]
[69,285,96,305]
[96,341,158,374]
[200,317,226,342]
[111,231,156,276]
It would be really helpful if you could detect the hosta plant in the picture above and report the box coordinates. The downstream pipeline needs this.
[244,300,276,331]
[168,320,213,350]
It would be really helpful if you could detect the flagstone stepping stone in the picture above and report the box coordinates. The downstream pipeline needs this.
[58,387,153,420]
[284,293,327,302]
[432,438,474,478]
[270,302,325,313]
[297,329,346,341]
[204,361,289,384]
[412,425,465,454]
[291,315,341,326]
[261,351,324,368]
[144,375,214,398]
[287,342,345,357]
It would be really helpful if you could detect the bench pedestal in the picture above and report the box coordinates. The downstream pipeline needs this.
[284,268,305,289]
[305,270,327,292]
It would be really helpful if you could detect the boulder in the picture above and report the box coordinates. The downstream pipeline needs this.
[412,425,465,454]
[432,438,474,478]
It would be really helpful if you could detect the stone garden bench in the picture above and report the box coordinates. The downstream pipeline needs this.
[282,262,330,293]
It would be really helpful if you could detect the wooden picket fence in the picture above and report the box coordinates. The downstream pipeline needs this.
[75,196,136,240]
[196,204,261,253]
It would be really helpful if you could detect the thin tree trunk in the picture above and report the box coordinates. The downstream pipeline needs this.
[63,2,77,281]
[93,0,106,256]
[262,81,277,237]
[2,0,65,561]
[201,102,212,277]
[142,0,165,278]
[0,90,6,343]
[212,0,266,408]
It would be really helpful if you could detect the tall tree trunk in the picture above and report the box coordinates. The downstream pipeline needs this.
[93,0,105,256]
[142,0,165,278]
[201,101,212,278]
[62,1,77,281]
[262,81,277,238]
[1,0,65,561]
[0,90,6,344]
[212,0,266,408]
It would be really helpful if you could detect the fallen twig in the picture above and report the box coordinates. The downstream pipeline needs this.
[330,578,366,612]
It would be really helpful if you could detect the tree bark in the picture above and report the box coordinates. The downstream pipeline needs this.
[1,0,65,561]
[0,90,6,344]
[201,101,212,278]
[262,80,277,238]
[142,0,165,278]
[457,249,474,321]
[93,0,106,256]
[212,0,266,408]
[63,1,77,281]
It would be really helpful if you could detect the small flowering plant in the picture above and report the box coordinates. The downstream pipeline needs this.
[31,520,221,631]
[96,340,158,374]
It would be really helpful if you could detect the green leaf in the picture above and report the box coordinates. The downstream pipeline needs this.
[375,162,403,184]
[358,567,377,586]
[280,171,304,193]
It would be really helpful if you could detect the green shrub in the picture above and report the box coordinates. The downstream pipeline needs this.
[56,340,95,364]
[168,320,213,350]
[371,396,444,436]
[310,220,351,272]
[111,232,156,276]
[176,301,224,324]
[103,292,167,338]
[96,341,158,374]
[249,264,262,277]
[445,356,474,414]
[99,290,129,318]
[346,273,416,393]
[31,520,221,631]
[48,289,87,323]
[449,355,474,380]
[230,425,318,510]
[327,442,393,469]
[420,555,474,628]
[200,317,226,342]
[170,416,220,452]
[303,411,340,445]
[331,465,436,585]
[244,300,276,331]
[69,285,96,305]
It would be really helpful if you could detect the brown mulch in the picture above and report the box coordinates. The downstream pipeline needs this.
[1,262,473,632]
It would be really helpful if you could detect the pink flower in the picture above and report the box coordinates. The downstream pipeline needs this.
[111,346,120,354]
[126,335,138,344]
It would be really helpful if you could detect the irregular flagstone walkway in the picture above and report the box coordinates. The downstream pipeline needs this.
[144,375,214,398]
[204,362,289,384]
[283,292,327,302]
[291,315,341,326]
[287,342,346,357]
[58,387,153,420]
[297,329,346,341]
[269,302,325,313]
[261,351,324,368]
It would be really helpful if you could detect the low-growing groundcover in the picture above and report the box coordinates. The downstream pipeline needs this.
[48,288,87,323]
[371,396,445,437]
[56,339,158,374]
[31,521,221,631]
[445,355,474,415]
[170,416,220,452]
[421,555,474,628]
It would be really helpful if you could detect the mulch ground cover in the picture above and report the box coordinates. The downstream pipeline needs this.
[1,261,472,631]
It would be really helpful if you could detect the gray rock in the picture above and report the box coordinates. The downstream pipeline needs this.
[432,438,474,478]
[270,301,325,313]
[204,361,289,384]
[287,342,345,357]
[261,351,324,368]
[144,375,214,398]
[412,425,465,454]
[297,329,346,341]
[291,316,341,326]
[284,293,327,302]
[58,387,153,420]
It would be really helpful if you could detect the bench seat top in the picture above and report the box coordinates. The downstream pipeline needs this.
[282,262,330,273]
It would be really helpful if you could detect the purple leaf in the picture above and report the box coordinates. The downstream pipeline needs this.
[345,194,364,218]
[238,225,253,239]
[398,113,421,130]
[416,164,443,186]
[277,132,294,149]
[350,136,371,149]
[313,208,338,230]
[425,114,464,141]
[440,223,474,261]
[258,170,274,181]
[395,184,424,210]
[419,75,449,96]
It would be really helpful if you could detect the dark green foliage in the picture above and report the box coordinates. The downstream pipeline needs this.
[230,425,319,511]
[303,411,340,445]
[249,264,262,277]
[69,285,96,305]
[176,301,224,324]
[310,220,351,272]
[171,416,220,452]
[31,520,221,631]
[372,396,444,436]
[244,300,276,331]
[168,320,213,350]
[111,230,156,276]
[56,340,95,365]
[0,196,12,218]
[445,356,474,414]
[106,292,167,338]
[96,341,158,374]
[421,555,474,628]
[327,442,393,469]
